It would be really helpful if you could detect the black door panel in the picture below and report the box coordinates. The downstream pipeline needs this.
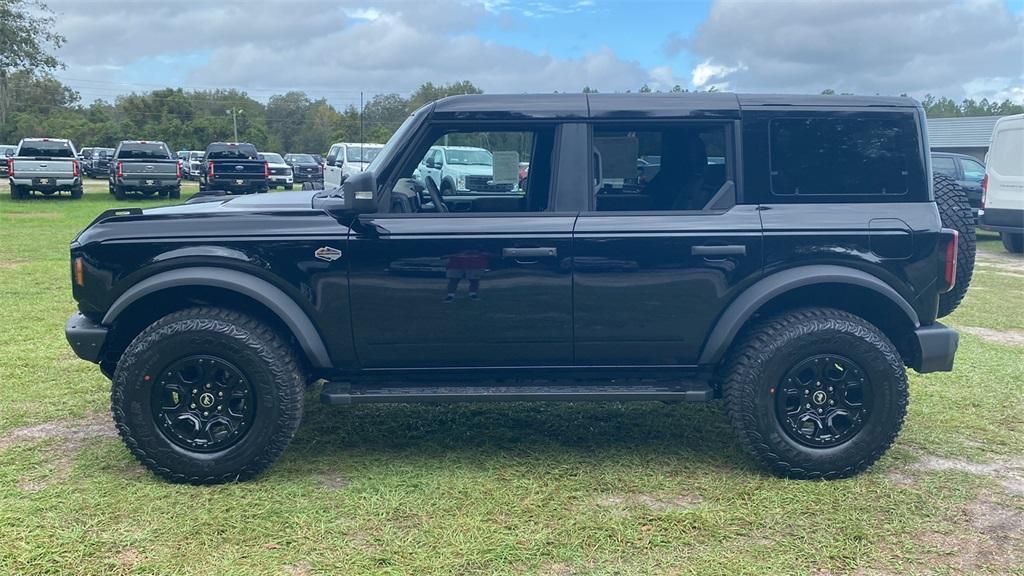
[572,205,763,365]
[347,215,576,368]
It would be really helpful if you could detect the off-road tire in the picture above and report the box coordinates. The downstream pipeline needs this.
[722,307,908,480]
[70,184,83,199]
[114,185,127,200]
[1002,232,1024,254]
[111,307,305,484]
[933,173,975,317]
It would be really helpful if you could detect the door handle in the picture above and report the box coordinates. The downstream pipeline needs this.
[692,245,746,257]
[502,247,557,259]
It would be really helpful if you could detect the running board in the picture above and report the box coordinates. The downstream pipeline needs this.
[320,381,713,405]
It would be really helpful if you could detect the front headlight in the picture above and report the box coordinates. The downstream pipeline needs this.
[456,176,466,191]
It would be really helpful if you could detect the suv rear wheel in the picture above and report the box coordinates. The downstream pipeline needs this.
[111,307,304,484]
[723,307,908,479]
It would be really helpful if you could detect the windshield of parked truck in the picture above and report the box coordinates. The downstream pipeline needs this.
[445,149,493,166]
[259,153,285,163]
[288,154,316,163]
[117,142,172,159]
[17,140,75,158]
[206,143,259,160]
[346,146,381,163]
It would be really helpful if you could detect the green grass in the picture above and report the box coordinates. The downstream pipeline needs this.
[1,181,1022,575]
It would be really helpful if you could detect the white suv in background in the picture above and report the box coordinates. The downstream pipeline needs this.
[980,114,1024,253]
[324,142,383,188]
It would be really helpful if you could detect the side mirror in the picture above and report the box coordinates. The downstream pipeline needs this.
[319,170,378,217]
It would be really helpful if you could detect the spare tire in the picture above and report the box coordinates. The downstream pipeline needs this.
[934,173,975,318]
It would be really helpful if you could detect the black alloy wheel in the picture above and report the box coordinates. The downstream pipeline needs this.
[775,354,871,448]
[151,355,256,452]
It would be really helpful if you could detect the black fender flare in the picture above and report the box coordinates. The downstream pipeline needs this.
[102,267,332,368]
[698,265,920,365]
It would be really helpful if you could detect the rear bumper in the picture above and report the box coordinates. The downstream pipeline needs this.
[117,177,180,191]
[980,207,1024,234]
[11,176,79,189]
[910,322,959,373]
[65,312,108,363]
[209,178,268,192]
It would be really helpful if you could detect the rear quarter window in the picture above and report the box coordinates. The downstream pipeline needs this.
[116,143,171,159]
[17,140,75,158]
[769,115,926,200]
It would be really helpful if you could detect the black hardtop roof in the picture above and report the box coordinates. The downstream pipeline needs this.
[430,92,920,121]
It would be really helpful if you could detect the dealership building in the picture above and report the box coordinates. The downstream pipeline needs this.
[926,116,1002,162]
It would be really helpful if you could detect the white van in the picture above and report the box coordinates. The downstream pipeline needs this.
[980,114,1024,253]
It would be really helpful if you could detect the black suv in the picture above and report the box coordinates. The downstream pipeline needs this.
[66,93,968,484]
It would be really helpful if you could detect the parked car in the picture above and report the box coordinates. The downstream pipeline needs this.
[0,144,16,177]
[200,142,269,195]
[283,153,323,185]
[413,145,517,195]
[83,147,114,178]
[8,137,82,199]
[79,147,94,163]
[259,152,293,190]
[108,140,181,200]
[183,150,204,180]
[931,152,985,216]
[980,113,1024,253]
[323,142,383,188]
[66,93,971,484]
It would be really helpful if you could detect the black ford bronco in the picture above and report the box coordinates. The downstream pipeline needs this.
[66,93,972,484]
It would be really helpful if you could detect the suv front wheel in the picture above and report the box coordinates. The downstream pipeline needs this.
[111,307,305,484]
[723,307,908,479]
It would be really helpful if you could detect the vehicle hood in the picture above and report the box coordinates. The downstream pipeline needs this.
[144,190,320,215]
[445,164,492,177]
[267,162,290,170]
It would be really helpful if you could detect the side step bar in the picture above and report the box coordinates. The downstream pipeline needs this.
[320,381,713,405]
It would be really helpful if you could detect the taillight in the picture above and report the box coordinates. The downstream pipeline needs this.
[7,159,13,178]
[264,161,270,178]
[208,161,215,179]
[72,160,79,177]
[319,163,324,174]
[116,161,124,178]
[981,175,988,210]
[176,160,182,179]
[941,228,958,293]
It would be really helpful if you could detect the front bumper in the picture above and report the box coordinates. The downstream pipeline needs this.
[66,312,108,363]
[910,322,959,373]
[269,175,294,184]
[293,172,322,183]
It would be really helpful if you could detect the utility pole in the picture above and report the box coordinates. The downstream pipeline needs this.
[226,108,243,141]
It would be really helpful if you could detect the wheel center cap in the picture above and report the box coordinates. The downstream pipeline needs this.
[812,390,828,405]
[198,392,215,408]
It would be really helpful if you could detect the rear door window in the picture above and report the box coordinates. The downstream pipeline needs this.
[958,158,986,181]
[769,116,925,199]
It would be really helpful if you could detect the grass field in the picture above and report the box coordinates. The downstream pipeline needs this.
[1,179,1022,575]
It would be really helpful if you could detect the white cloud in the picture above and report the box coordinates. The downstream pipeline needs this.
[682,0,1024,101]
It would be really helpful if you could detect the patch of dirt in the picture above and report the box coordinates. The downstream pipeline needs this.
[318,470,348,490]
[116,548,145,570]
[885,470,916,487]
[282,561,312,576]
[538,562,575,576]
[0,259,29,270]
[596,492,703,513]
[912,455,1024,496]
[967,498,1024,538]
[0,413,117,492]
[960,326,1024,347]
[976,250,1024,273]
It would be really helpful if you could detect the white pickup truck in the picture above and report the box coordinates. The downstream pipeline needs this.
[324,142,383,188]
[8,138,83,200]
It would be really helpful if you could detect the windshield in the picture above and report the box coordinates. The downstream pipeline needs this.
[18,140,75,158]
[346,146,382,163]
[288,154,315,163]
[117,142,171,159]
[206,143,258,160]
[445,149,493,166]
[367,109,424,173]
[188,152,204,160]
[259,153,285,163]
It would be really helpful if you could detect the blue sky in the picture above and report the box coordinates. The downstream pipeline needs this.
[50,0,1023,108]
